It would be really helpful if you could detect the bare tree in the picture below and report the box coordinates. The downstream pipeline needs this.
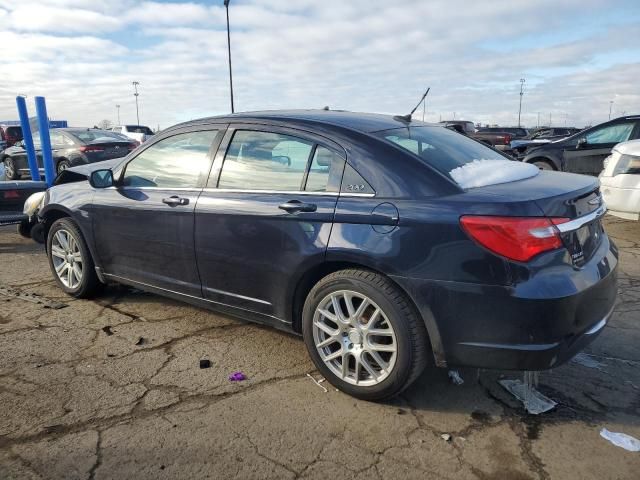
[97,119,113,130]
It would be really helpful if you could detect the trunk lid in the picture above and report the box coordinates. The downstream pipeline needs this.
[469,171,604,266]
[83,141,133,161]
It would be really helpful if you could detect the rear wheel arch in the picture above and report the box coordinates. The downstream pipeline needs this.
[291,261,440,363]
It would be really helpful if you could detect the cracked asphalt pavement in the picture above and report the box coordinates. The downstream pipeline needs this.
[1,216,639,479]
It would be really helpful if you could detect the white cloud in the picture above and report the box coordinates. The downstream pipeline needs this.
[0,0,638,129]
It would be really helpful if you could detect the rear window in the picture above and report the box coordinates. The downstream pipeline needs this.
[69,130,131,143]
[125,125,154,135]
[377,126,508,178]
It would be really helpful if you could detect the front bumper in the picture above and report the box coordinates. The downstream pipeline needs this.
[601,179,640,221]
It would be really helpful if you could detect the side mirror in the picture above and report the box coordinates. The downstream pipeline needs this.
[89,169,114,188]
[576,137,587,149]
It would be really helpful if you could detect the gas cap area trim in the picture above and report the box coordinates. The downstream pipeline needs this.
[371,202,399,234]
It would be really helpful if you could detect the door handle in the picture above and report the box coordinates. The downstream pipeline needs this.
[162,196,189,206]
[278,199,317,213]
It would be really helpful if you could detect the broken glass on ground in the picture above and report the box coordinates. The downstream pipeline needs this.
[499,372,556,415]
[600,428,640,452]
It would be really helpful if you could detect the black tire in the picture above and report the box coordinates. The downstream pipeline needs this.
[3,157,19,180]
[17,219,32,238]
[31,222,46,244]
[531,159,555,171]
[57,159,71,174]
[302,269,429,401]
[46,218,102,298]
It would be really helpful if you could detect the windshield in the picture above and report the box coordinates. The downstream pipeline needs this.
[125,125,154,135]
[376,126,508,180]
[69,130,132,143]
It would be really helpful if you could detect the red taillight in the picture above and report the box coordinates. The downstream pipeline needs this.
[496,134,512,145]
[127,143,138,150]
[79,145,105,153]
[3,190,19,199]
[460,216,569,262]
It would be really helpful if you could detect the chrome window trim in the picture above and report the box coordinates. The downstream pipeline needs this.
[117,186,204,192]
[555,205,606,233]
[200,188,375,198]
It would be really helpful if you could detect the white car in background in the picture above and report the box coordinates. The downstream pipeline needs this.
[600,139,640,220]
[111,125,155,144]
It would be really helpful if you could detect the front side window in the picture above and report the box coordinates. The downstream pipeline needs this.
[585,122,635,145]
[218,130,313,190]
[123,130,218,188]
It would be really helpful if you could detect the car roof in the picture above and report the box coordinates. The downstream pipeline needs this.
[57,128,113,133]
[172,110,438,134]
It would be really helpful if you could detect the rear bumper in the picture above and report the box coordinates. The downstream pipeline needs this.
[393,234,618,370]
[447,303,612,370]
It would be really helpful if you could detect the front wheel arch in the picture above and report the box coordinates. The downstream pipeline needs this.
[526,157,557,170]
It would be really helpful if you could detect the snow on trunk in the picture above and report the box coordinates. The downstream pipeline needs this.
[450,159,539,189]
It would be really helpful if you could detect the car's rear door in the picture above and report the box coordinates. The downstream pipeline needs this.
[194,125,345,325]
[563,120,639,175]
[92,127,223,296]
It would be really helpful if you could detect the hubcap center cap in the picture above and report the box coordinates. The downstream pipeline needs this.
[348,329,361,345]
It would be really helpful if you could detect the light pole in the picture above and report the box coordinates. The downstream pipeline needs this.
[537,112,540,128]
[518,78,525,127]
[132,81,140,125]
[116,104,121,125]
[224,0,235,113]
[609,101,614,120]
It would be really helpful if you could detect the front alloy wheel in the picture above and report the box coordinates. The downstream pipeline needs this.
[50,228,84,289]
[47,218,102,298]
[312,290,397,386]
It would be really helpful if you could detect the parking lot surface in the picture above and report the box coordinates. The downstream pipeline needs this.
[0,217,639,479]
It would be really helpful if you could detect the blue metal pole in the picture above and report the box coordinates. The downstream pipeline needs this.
[34,96,55,187]
[15,96,40,181]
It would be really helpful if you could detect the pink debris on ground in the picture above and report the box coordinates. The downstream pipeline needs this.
[228,371,246,382]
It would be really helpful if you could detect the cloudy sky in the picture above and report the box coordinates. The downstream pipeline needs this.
[0,0,638,130]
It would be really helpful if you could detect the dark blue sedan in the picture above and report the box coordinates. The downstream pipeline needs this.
[37,111,617,400]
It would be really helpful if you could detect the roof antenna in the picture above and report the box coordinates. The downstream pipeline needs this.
[395,87,430,122]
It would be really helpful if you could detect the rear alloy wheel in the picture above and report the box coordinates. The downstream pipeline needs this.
[57,160,71,174]
[532,160,554,171]
[303,269,429,400]
[47,218,102,298]
[3,157,18,180]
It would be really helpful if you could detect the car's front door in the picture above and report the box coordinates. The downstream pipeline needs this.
[563,121,639,175]
[92,127,223,296]
[194,126,345,324]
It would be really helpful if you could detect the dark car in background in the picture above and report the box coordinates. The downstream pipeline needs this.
[522,115,640,174]
[477,126,529,139]
[1,128,137,179]
[439,120,476,135]
[36,111,616,400]
[1,125,23,151]
[471,130,514,151]
[511,127,582,158]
